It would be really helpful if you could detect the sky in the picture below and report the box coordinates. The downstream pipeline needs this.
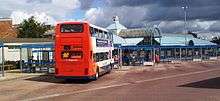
[1,0,220,33]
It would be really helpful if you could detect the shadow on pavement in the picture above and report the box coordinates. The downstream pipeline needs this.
[25,75,92,84]
[179,77,220,89]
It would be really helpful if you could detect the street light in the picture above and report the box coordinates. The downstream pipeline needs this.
[182,6,188,45]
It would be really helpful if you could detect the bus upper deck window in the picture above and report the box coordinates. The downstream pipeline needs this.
[90,27,94,35]
[61,24,83,33]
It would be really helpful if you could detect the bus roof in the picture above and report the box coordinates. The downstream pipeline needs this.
[89,23,109,32]
[56,21,86,25]
[57,21,109,32]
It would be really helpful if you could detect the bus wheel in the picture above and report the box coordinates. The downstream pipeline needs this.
[107,64,113,74]
[93,68,99,80]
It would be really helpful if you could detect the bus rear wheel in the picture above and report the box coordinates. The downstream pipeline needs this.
[107,64,113,74]
[93,68,99,80]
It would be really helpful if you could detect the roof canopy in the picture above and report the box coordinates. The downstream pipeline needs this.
[21,43,54,48]
[0,38,53,43]
[113,34,144,46]
[118,28,148,38]
[106,22,127,30]
[155,34,217,46]
[118,28,161,38]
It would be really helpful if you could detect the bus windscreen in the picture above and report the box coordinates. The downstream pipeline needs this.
[61,24,83,33]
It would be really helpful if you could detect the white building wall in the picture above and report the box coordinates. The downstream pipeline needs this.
[4,47,20,61]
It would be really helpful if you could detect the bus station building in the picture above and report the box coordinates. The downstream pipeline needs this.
[107,16,219,66]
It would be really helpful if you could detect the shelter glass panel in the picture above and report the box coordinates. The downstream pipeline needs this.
[175,48,180,59]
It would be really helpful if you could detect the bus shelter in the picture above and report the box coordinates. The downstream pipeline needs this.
[0,43,4,77]
[118,45,218,66]
[120,45,160,66]
[20,43,54,73]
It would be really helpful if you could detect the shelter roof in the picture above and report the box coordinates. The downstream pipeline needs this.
[0,38,54,43]
[156,34,216,46]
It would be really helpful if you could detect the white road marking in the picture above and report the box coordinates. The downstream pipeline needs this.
[25,83,130,101]
[135,68,220,83]
[25,68,220,101]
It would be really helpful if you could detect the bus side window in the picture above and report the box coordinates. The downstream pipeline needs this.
[97,53,100,61]
[94,28,99,37]
[90,27,94,36]
[104,32,108,39]
[99,30,103,39]
[93,53,96,62]
[106,32,110,39]
[90,51,93,59]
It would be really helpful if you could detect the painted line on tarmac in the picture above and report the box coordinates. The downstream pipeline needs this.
[135,68,220,83]
[25,68,220,101]
[25,83,131,101]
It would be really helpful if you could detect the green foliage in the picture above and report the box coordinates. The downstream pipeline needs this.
[17,16,50,38]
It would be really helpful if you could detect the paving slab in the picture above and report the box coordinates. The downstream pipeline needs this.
[0,70,45,82]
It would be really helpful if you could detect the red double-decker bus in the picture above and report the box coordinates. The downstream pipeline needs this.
[55,21,114,80]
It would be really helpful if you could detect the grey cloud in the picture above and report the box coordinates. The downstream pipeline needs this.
[26,0,52,3]
[158,20,204,33]
[108,0,220,7]
[87,6,147,28]
[209,22,220,32]
[107,0,156,7]
[88,0,220,33]
[106,0,220,21]
[80,0,93,10]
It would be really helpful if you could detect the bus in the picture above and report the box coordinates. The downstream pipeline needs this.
[55,21,114,80]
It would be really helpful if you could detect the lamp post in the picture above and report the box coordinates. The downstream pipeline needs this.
[182,6,188,45]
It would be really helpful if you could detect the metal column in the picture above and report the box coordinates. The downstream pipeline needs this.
[119,48,123,69]
[1,44,4,77]
[200,48,203,60]
[19,48,23,73]
[153,47,155,63]
[180,48,182,61]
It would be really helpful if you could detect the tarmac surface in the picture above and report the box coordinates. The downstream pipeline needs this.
[0,61,220,101]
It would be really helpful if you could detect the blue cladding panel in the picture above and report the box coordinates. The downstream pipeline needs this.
[21,43,54,48]
[121,45,218,50]
[0,42,3,47]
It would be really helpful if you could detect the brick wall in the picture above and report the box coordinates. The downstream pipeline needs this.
[0,19,17,39]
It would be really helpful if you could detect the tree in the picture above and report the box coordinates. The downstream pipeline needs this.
[17,16,49,38]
